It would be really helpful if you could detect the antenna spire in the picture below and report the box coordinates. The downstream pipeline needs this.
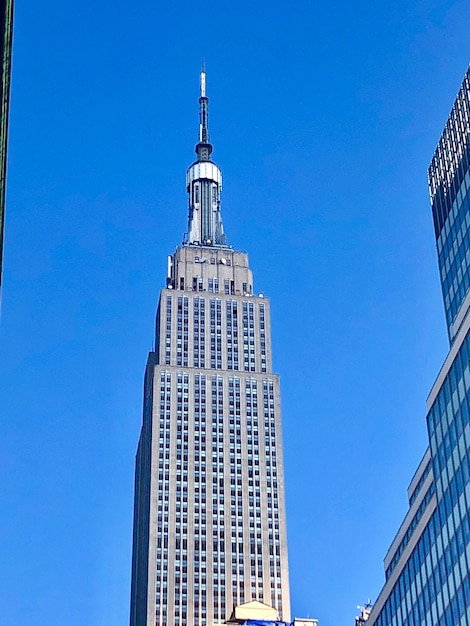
[201,58,206,96]
[196,60,212,160]
[185,63,226,246]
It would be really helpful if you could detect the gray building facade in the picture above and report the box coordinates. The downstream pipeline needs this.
[0,0,13,290]
[365,67,470,626]
[129,69,291,626]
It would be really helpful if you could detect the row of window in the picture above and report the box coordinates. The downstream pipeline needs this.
[164,296,267,373]
[155,372,284,624]
[374,332,470,626]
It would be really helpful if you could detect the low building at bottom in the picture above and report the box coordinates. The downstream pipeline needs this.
[214,600,318,626]
[363,66,470,626]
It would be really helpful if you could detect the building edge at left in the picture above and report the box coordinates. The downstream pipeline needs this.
[0,0,13,293]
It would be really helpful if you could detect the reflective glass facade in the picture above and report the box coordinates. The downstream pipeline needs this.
[429,69,470,343]
[366,67,470,626]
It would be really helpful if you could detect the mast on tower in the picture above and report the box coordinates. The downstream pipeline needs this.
[196,61,211,160]
[185,63,226,247]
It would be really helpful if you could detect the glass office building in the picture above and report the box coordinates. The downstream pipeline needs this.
[129,69,291,626]
[366,67,470,626]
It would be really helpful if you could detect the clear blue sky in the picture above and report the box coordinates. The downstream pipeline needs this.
[1,1,470,625]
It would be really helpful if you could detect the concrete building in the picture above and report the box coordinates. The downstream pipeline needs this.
[0,0,13,290]
[364,66,470,626]
[129,68,290,626]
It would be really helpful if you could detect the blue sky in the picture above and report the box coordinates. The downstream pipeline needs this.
[1,1,470,625]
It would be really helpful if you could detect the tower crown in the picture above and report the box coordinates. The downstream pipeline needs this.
[185,64,226,247]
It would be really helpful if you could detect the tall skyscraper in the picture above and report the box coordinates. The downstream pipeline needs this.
[364,67,470,626]
[0,0,13,290]
[130,69,291,626]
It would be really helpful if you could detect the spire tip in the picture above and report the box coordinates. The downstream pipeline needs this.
[200,59,206,98]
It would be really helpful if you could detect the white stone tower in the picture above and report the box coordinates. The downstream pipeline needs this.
[129,66,291,626]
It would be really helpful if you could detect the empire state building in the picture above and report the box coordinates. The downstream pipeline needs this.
[129,68,291,626]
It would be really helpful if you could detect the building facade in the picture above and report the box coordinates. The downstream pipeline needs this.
[129,69,291,626]
[365,67,470,626]
[0,0,13,290]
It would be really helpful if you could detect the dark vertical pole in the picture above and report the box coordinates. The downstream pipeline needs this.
[0,0,13,292]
